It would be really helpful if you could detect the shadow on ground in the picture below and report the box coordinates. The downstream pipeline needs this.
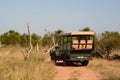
[55,61,83,67]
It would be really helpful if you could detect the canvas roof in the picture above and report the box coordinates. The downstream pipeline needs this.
[59,31,95,37]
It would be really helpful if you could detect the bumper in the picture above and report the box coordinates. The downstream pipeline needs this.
[66,56,92,62]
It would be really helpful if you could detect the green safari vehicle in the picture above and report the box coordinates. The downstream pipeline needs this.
[50,31,95,66]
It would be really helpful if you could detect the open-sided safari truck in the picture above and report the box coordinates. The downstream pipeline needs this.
[50,31,95,66]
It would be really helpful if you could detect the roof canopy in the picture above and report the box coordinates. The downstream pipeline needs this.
[59,31,95,37]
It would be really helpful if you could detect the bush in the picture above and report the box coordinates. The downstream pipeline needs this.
[95,31,120,59]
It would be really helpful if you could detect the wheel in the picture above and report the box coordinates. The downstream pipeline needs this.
[81,60,89,66]
[63,55,71,66]
[51,55,56,65]
[63,59,68,66]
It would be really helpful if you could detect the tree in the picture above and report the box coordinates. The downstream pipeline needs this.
[55,29,64,34]
[31,33,41,46]
[54,29,64,44]
[80,27,92,31]
[42,29,64,47]
[20,33,29,46]
[42,31,53,47]
[1,30,20,45]
[97,31,120,59]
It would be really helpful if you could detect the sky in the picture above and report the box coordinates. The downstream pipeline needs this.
[0,0,120,36]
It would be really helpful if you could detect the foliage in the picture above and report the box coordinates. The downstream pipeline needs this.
[42,29,64,47]
[20,33,29,46]
[1,29,120,60]
[101,31,120,49]
[1,30,21,45]
[31,33,41,46]
[0,30,42,47]
[54,29,64,44]
[96,31,120,58]
[42,31,53,47]
[0,29,63,47]
[80,27,92,31]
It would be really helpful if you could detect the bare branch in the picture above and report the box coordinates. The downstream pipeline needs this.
[23,24,33,60]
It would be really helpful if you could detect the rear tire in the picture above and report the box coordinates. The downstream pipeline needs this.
[63,59,68,66]
[81,60,89,66]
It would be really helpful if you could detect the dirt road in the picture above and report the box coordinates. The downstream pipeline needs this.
[45,58,101,80]
[54,61,101,80]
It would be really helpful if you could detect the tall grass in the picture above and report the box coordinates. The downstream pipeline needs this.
[0,48,55,80]
[87,58,120,80]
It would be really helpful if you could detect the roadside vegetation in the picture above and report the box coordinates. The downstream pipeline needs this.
[0,27,120,80]
[0,47,55,80]
[95,31,120,59]
[87,58,120,80]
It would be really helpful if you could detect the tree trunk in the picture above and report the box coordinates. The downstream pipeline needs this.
[36,43,39,54]
[0,41,1,47]
[24,24,33,60]
[45,36,56,54]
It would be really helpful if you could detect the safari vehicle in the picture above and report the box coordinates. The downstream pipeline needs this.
[50,31,95,66]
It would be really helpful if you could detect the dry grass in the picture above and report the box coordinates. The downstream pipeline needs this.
[0,47,55,80]
[87,58,120,80]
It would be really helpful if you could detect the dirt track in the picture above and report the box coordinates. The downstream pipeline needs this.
[46,58,101,80]
[54,61,101,80]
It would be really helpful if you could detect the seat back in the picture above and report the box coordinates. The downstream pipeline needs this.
[79,40,86,49]
[86,40,93,49]
[72,40,78,50]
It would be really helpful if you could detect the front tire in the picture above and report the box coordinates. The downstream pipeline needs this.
[51,55,56,65]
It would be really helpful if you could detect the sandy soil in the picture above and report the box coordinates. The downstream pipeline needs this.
[54,61,101,80]
[45,58,101,80]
